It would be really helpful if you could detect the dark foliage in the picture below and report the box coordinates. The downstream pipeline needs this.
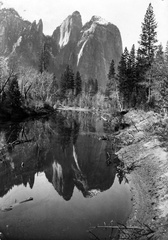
[74,71,82,96]
[105,59,116,97]
[85,78,98,96]
[60,65,75,98]
[4,75,22,110]
[39,42,51,73]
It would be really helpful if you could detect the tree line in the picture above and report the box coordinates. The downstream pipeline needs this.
[0,3,167,117]
[106,3,168,113]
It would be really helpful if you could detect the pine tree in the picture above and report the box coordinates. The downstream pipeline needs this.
[5,75,22,109]
[148,43,168,111]
[118,47,130,106]
[60,65,74,98]
[128,44,136,70]
[136,3,158,104]
[66,65,74,91]
[138,3,157,69]
[127,44,137,106]
[74,71,82,96]
[108,59,115,80]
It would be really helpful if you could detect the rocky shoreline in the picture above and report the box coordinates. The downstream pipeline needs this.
[115,110,168,239]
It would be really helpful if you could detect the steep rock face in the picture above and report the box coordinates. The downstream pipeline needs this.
[76,16,122,89]
[18,19,44,65]
[52,13,122,89]
[0,8,44,66]
[0,8,24,55]
[0,8,122,90]
[53,11,82,49]
[52,11,82,74]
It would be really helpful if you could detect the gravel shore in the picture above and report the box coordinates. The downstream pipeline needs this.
[115,110,168,239]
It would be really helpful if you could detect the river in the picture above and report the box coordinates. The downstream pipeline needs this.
[0,110,132,240]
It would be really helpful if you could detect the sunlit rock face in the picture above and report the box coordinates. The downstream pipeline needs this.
[52,11,82,75]
[52,12,122,89]
[0,8,44,65]
[0,8,24,55]
[53,11,82,49]
[77,16,122,89]
[45,134,118,200]
[0,8,122,90]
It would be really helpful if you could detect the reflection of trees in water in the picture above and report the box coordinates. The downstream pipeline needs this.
[55,112,80,150]
[0,112,126,200]
[79,111,96,133]
[0,113,80,197]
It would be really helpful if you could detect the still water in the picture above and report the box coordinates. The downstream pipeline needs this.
[0,111,132,240]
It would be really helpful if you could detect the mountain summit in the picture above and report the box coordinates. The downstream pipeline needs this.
[0,8,122,90]
[90,15,110,25]
[52,11,82,49]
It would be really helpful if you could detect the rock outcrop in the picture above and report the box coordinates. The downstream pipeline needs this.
[0,8,122,90]
[52,12,122,89]
[0,8,24,55]
[0,8,44,66]
[77,16,122,89]
[53,11,82,49]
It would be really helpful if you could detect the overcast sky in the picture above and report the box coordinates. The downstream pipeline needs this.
[2,0,168,50]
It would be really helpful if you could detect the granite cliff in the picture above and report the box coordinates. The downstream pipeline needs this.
[0,8,122,90]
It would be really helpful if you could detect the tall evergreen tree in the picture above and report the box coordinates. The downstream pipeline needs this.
[136,3,158,104]
[74,71,82,96]
[138,3,157,69]
[128,44,136,69]
[66,65,74,91]
[127,44,137,106]
[118,47,130,106]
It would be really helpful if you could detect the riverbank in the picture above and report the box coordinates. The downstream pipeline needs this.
[0,105,54,122]
[115,110,168,239]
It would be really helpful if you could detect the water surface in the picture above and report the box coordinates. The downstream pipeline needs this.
[0,111,132,239]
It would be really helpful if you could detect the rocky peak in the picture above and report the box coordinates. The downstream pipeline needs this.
[52,11,82,49]
[37,19,43,33]
[72,11,81,18]
[90,15,110,25]
[0,8,24,55]
[0,8,21,21]
[0,7,123,90]
[31,20,37,31]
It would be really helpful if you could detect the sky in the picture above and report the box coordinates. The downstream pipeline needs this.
[2,0,168,50]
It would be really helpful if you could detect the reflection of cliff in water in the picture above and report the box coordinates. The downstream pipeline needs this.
[0,111,120,200]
